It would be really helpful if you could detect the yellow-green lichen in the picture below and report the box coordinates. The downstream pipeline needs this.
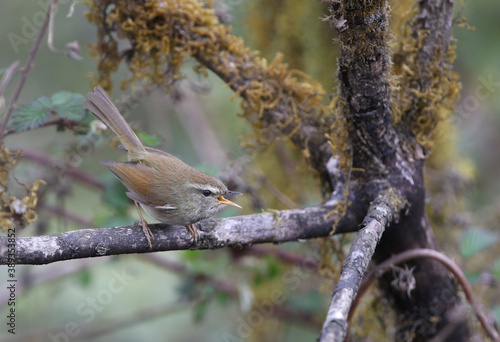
[0,146,45,231]
[85,0,352,187]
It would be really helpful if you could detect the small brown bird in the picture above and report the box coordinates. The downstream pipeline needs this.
[84,86,241,248]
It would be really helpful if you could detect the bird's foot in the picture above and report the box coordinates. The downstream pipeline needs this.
[187,224,199,246]
[134,201,154,250]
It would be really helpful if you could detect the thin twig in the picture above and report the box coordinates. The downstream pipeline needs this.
[348,249,500,342]
[140,254,323,328]
[170,85,228,166]
[244,245,319,269]
[18,147,105,189]
[0,0,56,144]
[47,0,82,60]
[3,117,85,137]
[0,62,20,93]
[41,204,93,226]
[260,176,300,209]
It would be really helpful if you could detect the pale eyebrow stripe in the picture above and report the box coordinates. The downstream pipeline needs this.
[186,183,221,193]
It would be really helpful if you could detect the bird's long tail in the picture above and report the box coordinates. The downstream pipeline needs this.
[84,86,146,161]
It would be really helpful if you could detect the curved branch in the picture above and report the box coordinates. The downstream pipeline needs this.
[1,202,356,265]
[87,0,337,188]
[349,249,500,342]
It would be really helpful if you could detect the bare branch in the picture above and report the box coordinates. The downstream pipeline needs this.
[18,148,105,190]
[1,202,356,265]
[319,188,406,342]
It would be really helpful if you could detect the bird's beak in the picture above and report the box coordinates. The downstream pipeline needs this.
[216,191,242,209]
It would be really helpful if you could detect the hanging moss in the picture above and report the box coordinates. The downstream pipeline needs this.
[391,5,461,150]
[246,0,339,90]
[85,0,351,191]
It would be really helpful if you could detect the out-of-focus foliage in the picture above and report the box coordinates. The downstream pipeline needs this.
[0,0,499,341]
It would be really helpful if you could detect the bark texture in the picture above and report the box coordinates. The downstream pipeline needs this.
[326,0,468,340]
[1,203,354,265]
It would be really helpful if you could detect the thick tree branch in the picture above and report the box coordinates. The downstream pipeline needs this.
[319,189,407,342]
[329,0,397,172]
[394,0,458,149]
[194,51,336,188]
[1,202,356,265]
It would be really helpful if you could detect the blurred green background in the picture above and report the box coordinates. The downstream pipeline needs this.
[1,1,499,341]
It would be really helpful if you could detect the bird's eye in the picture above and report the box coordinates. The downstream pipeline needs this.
[202,190,212,197]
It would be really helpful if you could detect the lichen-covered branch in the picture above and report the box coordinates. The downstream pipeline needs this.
[392,0,460,150]
[85,0,345,189]
[1,202,357,265]
[319,188,407,342]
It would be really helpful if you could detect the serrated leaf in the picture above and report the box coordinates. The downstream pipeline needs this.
[51,91,86,121]
[460,228,499,259]
[9,95,52,132]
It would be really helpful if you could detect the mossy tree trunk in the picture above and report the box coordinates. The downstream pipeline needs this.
[3,0,480,340]
[328,0,467,340]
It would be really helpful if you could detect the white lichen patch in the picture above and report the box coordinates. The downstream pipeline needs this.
[19,236,61,258]
[11,199,27,214]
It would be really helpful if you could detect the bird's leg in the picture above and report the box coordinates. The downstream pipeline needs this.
[186,224,199,245]
[134,201,153,249]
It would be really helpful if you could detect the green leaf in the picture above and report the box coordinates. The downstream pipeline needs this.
[460,228,499,259]
[136,131,162,147]
[9,95,52,132]
[51,91,86,121]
